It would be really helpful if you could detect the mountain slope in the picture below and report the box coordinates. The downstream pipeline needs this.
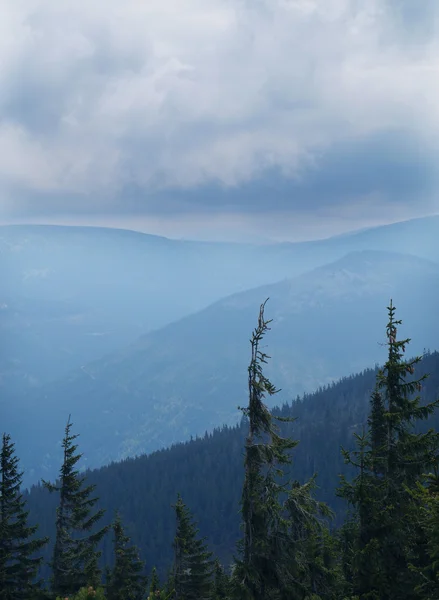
[11,249,439,484]
[25,350,439,577]
[2,215,439,392]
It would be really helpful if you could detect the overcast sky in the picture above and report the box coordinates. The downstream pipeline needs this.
[0,0,438,241]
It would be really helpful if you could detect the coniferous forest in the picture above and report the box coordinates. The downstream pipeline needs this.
[2,300,439,599]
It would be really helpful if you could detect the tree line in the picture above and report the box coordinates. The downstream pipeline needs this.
[2,300,439,599]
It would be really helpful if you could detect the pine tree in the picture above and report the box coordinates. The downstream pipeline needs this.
[43,416,109,597]
[0,433,48,600]
[338,430,375,598]
[232,299,336,600]
[407,469,439,598]
[285,477,344,600]
[106,513,147,600]
[172,494,213,600]
[368,389,387,477]
[232,300,297,599]
[55,586,106,600]
[147,566,174,600]
[213,560,229,599]
[339,300,439,600]
[149,566,160,594]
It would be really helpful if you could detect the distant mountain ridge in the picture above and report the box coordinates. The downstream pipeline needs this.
[9,247,439,485]
[2,215,439,393]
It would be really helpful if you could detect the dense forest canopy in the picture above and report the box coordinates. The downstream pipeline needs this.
[2,299,439,599]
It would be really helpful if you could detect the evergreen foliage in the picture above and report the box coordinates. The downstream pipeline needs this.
[3,299,439,600]
[0,433,48,600]
[56,586,106,600]
[338,300,439,599]
[284,477,345,599]
[27,351,439,580]
[233,300,337,600]
[407,470,439,598]
[106,513,147,600]
[43,417,109,597]
[147,566,175,600]
[172,494,213,600]
[212,559,230,600]
[149,566,160,594]
[233,299,298,599]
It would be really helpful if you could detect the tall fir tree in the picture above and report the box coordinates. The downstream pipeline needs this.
[147,565,175,599]
[0,433,48,600]
[149,566,160,594]
[339,300,439,600]
[232,299,335,600]
[43,416,109,597]
[172,494,214,600]
[106,513,147,600]
[285,477,344,600]
[233,300,297,599]
[213,560,230,600]
[407,469,439,598]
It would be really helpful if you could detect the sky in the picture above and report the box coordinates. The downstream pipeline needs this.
[0,0,438,242]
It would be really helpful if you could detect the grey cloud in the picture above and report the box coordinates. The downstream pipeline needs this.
[184,130,435,213]
[1,12,150,135]
[0,0,438,222]
[385,0,439,40]
[298,130,437,203]
[3,73,70,135]
[5,125,438,221]
[36,128,432,219]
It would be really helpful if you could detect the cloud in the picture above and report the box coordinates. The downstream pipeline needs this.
[0,0,438,220]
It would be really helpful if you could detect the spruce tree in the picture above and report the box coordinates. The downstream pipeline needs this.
[339,300,439,600]
[285,477,343,600]
[233,300,297,599]
[0,433,48,600]
[43,416,109,597]
[172,494,213,600]
[407,469,439,598]
[213,560,230,600]
[149,566,160,594]
[233,299,335,600]
[106,513,147,600]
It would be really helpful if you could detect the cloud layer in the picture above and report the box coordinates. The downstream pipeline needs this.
[1,0,438,221]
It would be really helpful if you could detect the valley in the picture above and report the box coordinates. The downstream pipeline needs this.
[3,217,439,486]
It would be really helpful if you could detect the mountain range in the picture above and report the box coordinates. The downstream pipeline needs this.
[6,242,439,485]
[2,215,439,393]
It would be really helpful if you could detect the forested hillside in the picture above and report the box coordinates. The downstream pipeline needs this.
[3,301,439,599]
[24,349,439,583]
[10,249,439,486]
